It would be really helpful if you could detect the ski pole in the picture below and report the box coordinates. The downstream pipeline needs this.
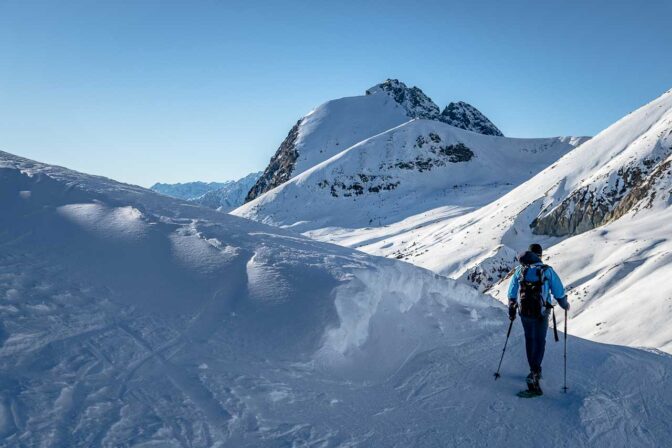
[562,308,568,393]
[494,319,514,380]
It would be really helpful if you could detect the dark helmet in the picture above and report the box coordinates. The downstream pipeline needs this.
[529,243,543,256]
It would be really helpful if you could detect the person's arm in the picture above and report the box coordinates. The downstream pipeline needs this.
[548,268,570,310]
[507,268,520,320]
[507,267,520,303]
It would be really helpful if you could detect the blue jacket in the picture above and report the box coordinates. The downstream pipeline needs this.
[507,251,568,310]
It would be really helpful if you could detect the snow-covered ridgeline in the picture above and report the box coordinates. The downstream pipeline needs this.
[234,119,586,231]
[246,79,504,201]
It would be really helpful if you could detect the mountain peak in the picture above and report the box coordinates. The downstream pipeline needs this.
[367,80,504,136]
[366,79,441,120]
[440,101,504,136]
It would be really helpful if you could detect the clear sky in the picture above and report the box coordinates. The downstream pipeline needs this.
[1,0,671,187]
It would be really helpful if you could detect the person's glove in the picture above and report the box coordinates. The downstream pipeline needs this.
[508,301,518,321]
[557,297,570,311]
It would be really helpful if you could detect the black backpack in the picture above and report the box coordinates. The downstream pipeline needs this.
[519,265,548,318]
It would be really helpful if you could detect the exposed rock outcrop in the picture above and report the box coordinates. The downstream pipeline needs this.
[532,154,672,236]
[440,101,504,137]
[245,120,301,202]
[365,79,441,120]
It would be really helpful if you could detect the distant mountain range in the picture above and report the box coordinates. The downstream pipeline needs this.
[151,171,261,211]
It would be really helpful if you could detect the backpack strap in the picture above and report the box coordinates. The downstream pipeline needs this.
[520,265,529,283]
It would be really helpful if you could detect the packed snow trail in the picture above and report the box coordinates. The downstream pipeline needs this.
[1,151,672,447]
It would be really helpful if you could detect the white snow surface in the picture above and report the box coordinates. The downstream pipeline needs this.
[308,89,672,355]
[290,89,412,177]
[234,119,586,231]
[2,151,672,446]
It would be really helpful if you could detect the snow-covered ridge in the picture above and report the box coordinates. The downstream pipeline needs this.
[366,80,504,136]
[2,150,672,446]
[233,119,587,232]
[245,79,504,201]
[530,95,672,236]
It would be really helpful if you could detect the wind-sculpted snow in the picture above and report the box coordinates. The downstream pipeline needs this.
[2,151,672,446]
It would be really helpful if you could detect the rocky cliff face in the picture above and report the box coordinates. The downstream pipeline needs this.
[532,148,672,237]
[245,79,504,202]
[245,120,301,202]
[365,79,441,119]
[440,101,503,136]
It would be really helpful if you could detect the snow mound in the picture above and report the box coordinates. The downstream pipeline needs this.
[2,151,672,446]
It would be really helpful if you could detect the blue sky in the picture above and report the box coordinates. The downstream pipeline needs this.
[1,0,671,187]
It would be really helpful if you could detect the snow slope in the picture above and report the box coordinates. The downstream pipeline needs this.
[347,89,672,353]
[2,150,672,447]
[234,119,586,232]
[245,79,504,201]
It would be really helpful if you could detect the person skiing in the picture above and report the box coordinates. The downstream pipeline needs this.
[507,243,569,395]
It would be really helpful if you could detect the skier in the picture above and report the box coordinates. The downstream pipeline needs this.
[507,243,569,396]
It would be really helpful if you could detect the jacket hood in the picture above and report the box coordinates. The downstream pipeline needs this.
[518,250,542,266]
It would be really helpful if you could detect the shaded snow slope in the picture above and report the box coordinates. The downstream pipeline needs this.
[245,79,504,201]
[234,119,586,232]
[2,151,672,446]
